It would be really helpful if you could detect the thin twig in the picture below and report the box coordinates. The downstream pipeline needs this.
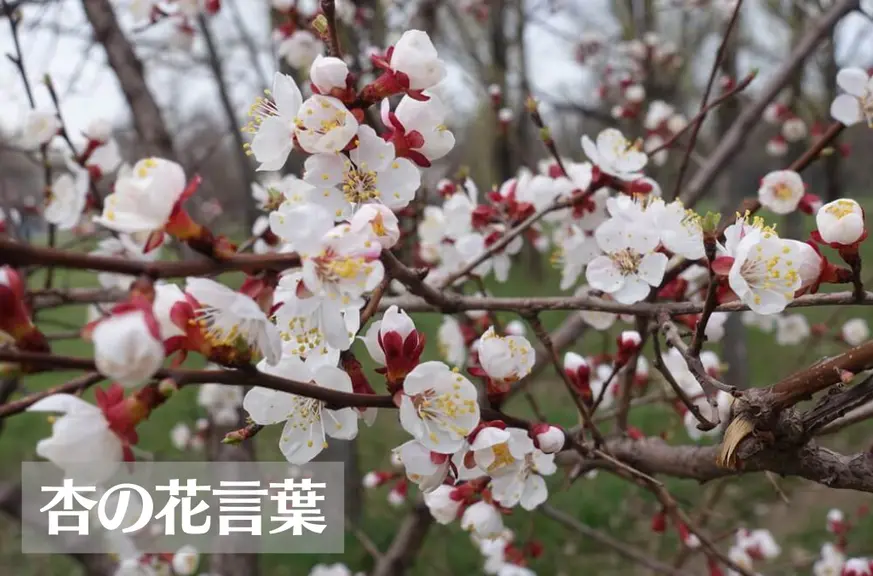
[671,0,744,199]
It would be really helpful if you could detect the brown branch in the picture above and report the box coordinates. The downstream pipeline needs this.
[540,504,692,576]
[0,238,301,278]
[770,339,873,410]
[319,0,343,58]
[0,372,104,418]
[524,314,605,446]
[652,332,718,431]
[680,0,859,207]
[647,70,756,156]
[659,314,736,399]
[377,289,873,315]
[371,500,432,576]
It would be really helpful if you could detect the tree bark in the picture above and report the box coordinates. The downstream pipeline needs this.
[80,0,175,158]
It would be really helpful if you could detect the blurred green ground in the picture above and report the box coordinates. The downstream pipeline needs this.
[2,213,873,575]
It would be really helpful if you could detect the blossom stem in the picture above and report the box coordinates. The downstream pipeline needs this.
[689,238,719,357]
[319,0,343,58]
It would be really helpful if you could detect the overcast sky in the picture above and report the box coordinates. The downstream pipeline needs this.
[1,0,872,150]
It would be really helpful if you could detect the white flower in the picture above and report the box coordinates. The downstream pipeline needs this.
[400,361,480,454]
[151,282,186,340]
[736,528,781,560]
[389,30,447,91]
[171,545,200,575]
[842,318,870,346]
[197,381,244,426]
[775,313,810,346]
[437,315,467,367]
[645,100,675,130]
[88,138,122,177]
[303,125,420,219]
[471,426,534,475]
[581,128,647,181]
[758,170,804,215]
[393,440,451,492]
[278,30,325,69]
[92,310,165,387]
[814,543,845,576]
[830,67,873,127]
[504,320,526,337]
[586,217,667,304]
[186,278,282,365]
[555,226,601,290]
[20,108,60,148]
[295,95,359,155]
[273,271,359,353]
[418,205,446,245]
[28,394,124,484]
[477,327,535,385]
[244,360,358,464]
[272,204,384,305]
[308,563,352,576]
[84,118,113,142]
[385,92,455,163]
[310,55,350,94]
[727,545,755,576]
[170,423,191,450]
[350,204,400,249]
[727,225,803,314]
[843,558,872,576]
[816,199,866,245]
[424,484,463,524]
[782,117,807,141]
[245,72,303,171]
[46,162,89,230]
[704,312,729,342]
[648,198,705,260]
[461,501,505,539]
[95,158,186,234]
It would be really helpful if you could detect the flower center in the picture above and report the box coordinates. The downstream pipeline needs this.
[283,396,328,450]
[243,92,280,134]
[609,248,642,275]
[342,168,380,203]
[371,213,386,236]
[772,182,794,200]
[486,443,515,473]
[826,200,857,219]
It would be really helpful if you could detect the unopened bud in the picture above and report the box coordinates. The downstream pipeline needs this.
[701,211,721,235]
[525,95,539,114]
[531,424,565,453]
[311,14,328,36]
[158,378,178,398]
